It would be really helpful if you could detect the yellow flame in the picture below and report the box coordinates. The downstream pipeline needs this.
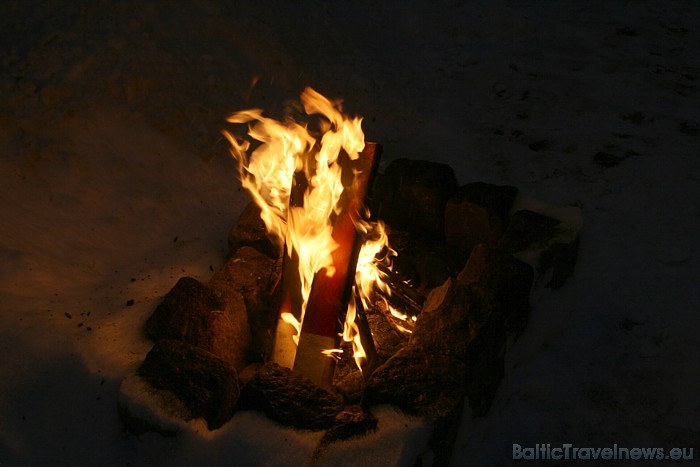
[280,312,302,345]
[322,348,344,360]
[224,87,363,345]
[224,87,404,371]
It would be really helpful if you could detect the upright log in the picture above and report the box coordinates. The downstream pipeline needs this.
[272,143,381,386]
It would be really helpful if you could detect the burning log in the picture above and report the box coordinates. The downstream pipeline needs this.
[274,142,381,386]
[374,263,424,317]
[350,286,380,377]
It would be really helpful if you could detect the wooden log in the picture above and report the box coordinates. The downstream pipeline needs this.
[272,143,381,387]
[352,286,380,379]
[375,263,425,317]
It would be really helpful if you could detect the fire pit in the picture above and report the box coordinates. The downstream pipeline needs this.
[118,89,581,464]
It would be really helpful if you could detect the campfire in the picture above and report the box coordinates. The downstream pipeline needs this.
[118,88,581,464]
[222,87,391,384]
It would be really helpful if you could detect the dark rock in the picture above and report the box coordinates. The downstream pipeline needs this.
[458,244,534,337]
[364,347,467,418]
[497,206,580,289]
[372,159,458,242]
[497,209,561,255]
[456,245,533,414]
[363,281,469,417]
[365,246,533,419]
[137,340,240,430]
[227,201,281,259]
[333,370,364,404]
[409,279,475,361]
[238,363,262,385]
[445,182,518,255]
[445,201,497,255]
[238,362,344,430]
[209,246,278,362]
[145,276,250,371]
[454,181,518,226]
[388,230,464,290]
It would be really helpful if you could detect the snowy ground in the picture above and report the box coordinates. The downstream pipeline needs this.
[1,1,699,465]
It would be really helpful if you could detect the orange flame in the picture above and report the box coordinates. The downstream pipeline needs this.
[224,87,402,370]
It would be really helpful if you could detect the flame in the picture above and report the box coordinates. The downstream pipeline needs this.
[224,87,402,371]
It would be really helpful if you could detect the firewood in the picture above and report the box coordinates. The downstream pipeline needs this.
[272,143,381,386]
[375,263,425,316]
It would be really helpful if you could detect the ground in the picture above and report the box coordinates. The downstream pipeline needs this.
[1,1,698,465]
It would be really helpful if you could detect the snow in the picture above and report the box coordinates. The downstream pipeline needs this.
[1,0,699,465]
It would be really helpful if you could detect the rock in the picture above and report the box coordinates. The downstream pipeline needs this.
[421,277,453,314]
[445,201,497,254]
[365,246,533,419]
[409,279,474,361]
[209,246,278,361]
[364,280,470,418]
[455,244,534,414]
[457,244,533,337]
[137,340,240,430]
[388,229,464,290]
[238,363,262,385]
[372,159,458,242]
[238,362,344,430]
[444,182,518,255]
[498,209,561,255]
[499,197,582,289]
[333,370,364,404]
[227,201,281,259]
[364,347,467,418]
[210,246,276,311]
[145,276,250,371]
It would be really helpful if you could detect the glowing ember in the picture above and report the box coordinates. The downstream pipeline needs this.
[223,88,407,374]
